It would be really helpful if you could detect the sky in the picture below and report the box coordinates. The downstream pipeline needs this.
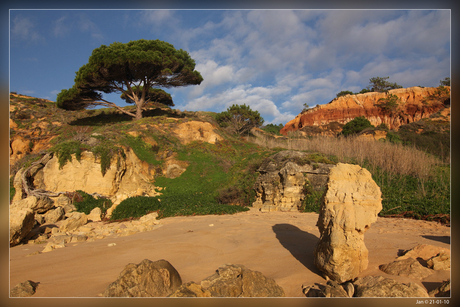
[9,9,451,125]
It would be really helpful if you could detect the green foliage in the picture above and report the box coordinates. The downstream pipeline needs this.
[216,104,264,135]
[301,184,325,213]
[10,177,15,203]
[367,164,450,221]
[262,123,284,135]
[121,134,162,166]
[340,116,374,137]
[376,123,389,131]
[359,88,372,94]
[336,90,354,98]
[58,39,203,119]
[367,76,403,92]
[52,140,85,169]
[91,142,123,176]
[385,132,402,144]
[376,94,401,115]
[440,77,450,86]
[110,196,161,220]
[301,103,310,113]
[71,190,112,216]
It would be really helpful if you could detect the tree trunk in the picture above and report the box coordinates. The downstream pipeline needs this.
[134,98,144,120]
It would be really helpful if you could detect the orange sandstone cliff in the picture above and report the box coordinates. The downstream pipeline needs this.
[280,86,450,136]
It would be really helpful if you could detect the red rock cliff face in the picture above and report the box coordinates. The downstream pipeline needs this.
[281,87,450,135]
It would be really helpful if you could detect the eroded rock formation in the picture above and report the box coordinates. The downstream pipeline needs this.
[314,163,382,283]
[281,86,450,135]
[252,151,334,212]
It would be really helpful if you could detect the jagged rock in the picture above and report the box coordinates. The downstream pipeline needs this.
[398,244,450,263]
[10,280,39,297]
[198,264,285,297]
[59,212,88,232]
[168,282,212,297]
[10,208,35,246]
[44,207,65,223]
[281,86,450,135]
[138,212,159,224]
[314,163,382,283]
[353,275,429,297]
[427,252,450,271]
[303,280,350,297]
[11,195,55,214]
[379,258,433,279]
[103,259,182,297]
[252,150,333,212]
[428,280,450,297]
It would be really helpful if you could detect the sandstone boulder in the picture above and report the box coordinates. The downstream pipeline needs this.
[252,151,333,212]
[427,252,450,271]
[379,258,433,279]
[10,280,39,297]
[353,275,429,297]
[59,212,88,232]
[11,195,55,214]
[198,264,285,297]
[103,259,182,297]
[314,163,382,283]
[303,280,352,297]
[428,280,450,297]
[10,208,35,246]
[398,244,450,263]
[87,207,102,222]
[44,207,65,224]
[168,282,212,297]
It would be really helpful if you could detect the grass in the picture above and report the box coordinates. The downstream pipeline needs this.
[70,190,113,216]
[249,132,450,222]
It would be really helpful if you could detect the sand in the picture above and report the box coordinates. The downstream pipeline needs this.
[9,208,450,297]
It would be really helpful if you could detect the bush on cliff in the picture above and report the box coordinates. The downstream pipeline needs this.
[340,116,374,137]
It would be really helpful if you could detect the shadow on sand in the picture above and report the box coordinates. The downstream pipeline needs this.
[272,223,323,276]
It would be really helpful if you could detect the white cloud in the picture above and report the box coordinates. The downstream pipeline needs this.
[77,14,104,42]
[11,15,43,42]
[52,16,69,37]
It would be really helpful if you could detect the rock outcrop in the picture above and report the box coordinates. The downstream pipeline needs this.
[169,264,285,297]
[104,259,182,297]
[36,150,159,199]
[252,151,334,212]
[10,208,35,246]
[281,86,450,135]
[172,121,223,145]
[10,280,40,297]
[353,276,429,297]
[379,258,433,279]
[314,163,382,283]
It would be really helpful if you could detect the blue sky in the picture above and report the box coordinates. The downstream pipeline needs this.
[9,9,450,124]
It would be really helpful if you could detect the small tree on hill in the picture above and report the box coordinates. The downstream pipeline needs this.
[367,76,402,92]
[341,116,374,137]
[376,93,401,115]
[216,104,264,135]
[440,77,450,86]
[56,39,203,120]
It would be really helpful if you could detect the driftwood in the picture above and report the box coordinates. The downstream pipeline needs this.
[19,152,107,199]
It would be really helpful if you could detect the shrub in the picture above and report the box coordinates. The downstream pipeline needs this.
[52,140,85,169]
[70,190,112,216]
[262,123,284,135]
[376,94,401,115]
[110,196,161,220]
[216,104,264,135]
[341,116,373,137]
[336,90,354,98]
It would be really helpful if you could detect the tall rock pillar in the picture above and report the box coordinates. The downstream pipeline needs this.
[314,163,382,283]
